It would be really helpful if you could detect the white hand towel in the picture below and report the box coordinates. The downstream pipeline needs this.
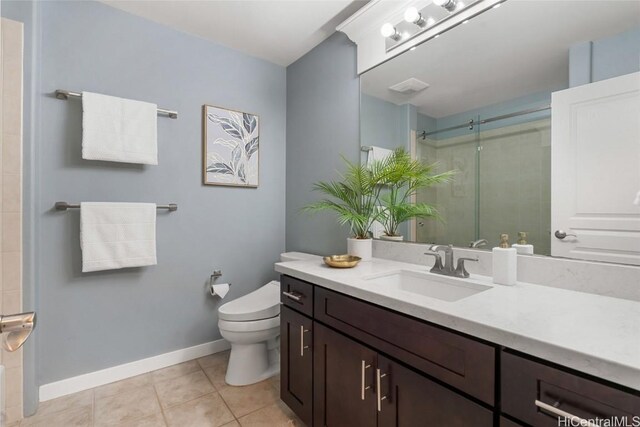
[82,92,158,165]
[80,202,157,272]
[367,146,394,168]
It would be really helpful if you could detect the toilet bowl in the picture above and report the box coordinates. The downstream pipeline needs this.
[218,252,318,386]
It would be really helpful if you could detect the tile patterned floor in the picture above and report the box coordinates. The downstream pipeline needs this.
[16,351,302,427]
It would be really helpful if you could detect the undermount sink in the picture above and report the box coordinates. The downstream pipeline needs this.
[365,270,491,302]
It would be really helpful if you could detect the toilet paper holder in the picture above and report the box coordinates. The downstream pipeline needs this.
[209,270,231,293]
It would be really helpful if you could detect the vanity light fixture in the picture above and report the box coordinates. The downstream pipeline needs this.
[381,23,402,41]
[404,7,427,28]
[493,2,502,8]
[433,0,458,12]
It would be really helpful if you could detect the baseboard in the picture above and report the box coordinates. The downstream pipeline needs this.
[39,339,230,402]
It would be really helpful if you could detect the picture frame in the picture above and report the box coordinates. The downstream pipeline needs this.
[202,104,260,187]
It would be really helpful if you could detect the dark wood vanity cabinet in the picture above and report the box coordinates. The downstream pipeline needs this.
[279,275,640,427]
[280,305,313,426]
[501,351,640,426]
[376,355,493,427]
[314,322,378,427]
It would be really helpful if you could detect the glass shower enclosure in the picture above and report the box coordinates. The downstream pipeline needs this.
[416,108,551,255]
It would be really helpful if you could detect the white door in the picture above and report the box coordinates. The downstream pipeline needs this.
[551,72,640,265]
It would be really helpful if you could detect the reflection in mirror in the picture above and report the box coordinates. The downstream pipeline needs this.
[360,0,640,264]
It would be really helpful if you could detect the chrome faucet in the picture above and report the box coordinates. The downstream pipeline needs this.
[469,239,488,248]
[425,244,478,278]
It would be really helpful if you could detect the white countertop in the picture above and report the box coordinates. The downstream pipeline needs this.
[275,257,640,391]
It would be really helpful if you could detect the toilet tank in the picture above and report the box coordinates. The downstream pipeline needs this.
[280,252,320,262]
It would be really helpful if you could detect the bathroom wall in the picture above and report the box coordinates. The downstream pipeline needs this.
[360,94,409,151]
[569,26,640,87]
[1,16,25,424]
[286,33,360,255]
[5,0,287,395]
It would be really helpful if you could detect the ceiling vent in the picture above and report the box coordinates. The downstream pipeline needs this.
[389,78,430,95]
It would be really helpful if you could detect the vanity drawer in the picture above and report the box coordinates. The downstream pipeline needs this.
[280,275,314,317]
[501,351,640,426]
[314,286,496,405]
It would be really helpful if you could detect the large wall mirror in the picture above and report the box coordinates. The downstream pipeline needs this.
[360,0,640,265]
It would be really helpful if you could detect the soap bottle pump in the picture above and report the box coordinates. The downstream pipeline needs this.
[512,231,534,255]
[492,233,517,286]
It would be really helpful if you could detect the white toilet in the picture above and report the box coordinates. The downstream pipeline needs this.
[218,252,317,386]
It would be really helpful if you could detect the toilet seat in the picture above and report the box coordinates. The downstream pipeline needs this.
[218,315,279,332]
[218,280,280,321]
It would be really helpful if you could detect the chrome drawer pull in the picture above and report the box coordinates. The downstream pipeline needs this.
[282,291,302,302]
[535,400,598,427]
[361,361,371,400]
[376,368,388,412]
[300,326,309,357]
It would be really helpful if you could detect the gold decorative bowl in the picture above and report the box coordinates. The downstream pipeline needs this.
[323,255,361,268]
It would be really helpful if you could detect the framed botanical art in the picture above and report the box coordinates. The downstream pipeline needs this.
[202,104,259,187]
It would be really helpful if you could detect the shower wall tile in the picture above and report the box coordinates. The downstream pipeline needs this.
[1,16,24,424]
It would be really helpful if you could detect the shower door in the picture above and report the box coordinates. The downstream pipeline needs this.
[416,120,480,247]
[415,109,551,254]
[477,115,552,255]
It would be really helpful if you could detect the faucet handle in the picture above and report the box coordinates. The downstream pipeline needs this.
[424,252,444,272]
[455,257,478,278]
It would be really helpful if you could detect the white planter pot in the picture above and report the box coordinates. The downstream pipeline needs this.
[380,235,404,242]
[347,238,372,261]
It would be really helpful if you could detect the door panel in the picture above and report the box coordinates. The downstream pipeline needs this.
[280,306,313,426]
[551,72,640,264]
[377,355,494,427]
[313,323,377,427]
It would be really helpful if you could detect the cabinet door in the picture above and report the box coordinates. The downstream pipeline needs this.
[314,323,377,427]
[281,306,313,426]
[377,355,494,427]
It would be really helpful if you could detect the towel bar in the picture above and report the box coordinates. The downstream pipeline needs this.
[55,202,178,212]
[55,90,179,119]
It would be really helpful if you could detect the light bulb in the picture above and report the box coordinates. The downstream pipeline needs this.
[426,17,435,26]
[404,7,420,23]
[380,23,396,38]
[457,1,465,9]
[402,31,410,40]
[434,0,457,12]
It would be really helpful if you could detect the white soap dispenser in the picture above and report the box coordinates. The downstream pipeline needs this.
[492,234,517,286]
[512,231,534,255]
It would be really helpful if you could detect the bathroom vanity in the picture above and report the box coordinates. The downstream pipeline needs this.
[276,258,640,427]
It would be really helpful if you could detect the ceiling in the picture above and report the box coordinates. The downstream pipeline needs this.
[361,0,640,118]
[100,0,368,66]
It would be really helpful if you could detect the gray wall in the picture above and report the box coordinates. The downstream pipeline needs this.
[285,33,360,255]
[17,0,286,388]
[569,26,640,87]
[360,94,408,151]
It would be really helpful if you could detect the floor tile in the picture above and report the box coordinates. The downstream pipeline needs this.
[237,401,303,427]
[117,412,167,427]
[29,389,93,418]
[202,362,228,391]
[94,384,161,427]
[152,360,201,383]
[22,406,92,427]
[163,392,234,427]
[197,351,230,369]
[155,370,215,408]
[95,373,153,399]
[269,374,281,392]
[218,380,279,419]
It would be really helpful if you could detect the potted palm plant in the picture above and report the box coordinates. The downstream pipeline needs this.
[377,149,453,241]
[303,156,390,261]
